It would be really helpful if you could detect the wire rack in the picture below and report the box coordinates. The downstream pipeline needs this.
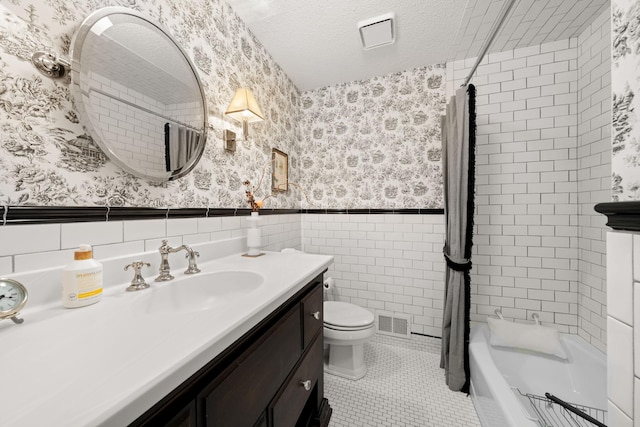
[516,389,607,427]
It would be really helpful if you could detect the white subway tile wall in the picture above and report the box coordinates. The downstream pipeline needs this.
[576,7,610,354]
[1,214,301,275]
[445,10,610,346]
[607,316,634,418]
[635,378,640,427]
[123,219,167,241]
[0,257,13,275]
[301,214,446,337]
[0,224,61,258]
[606,230,638,424]
[448,38,580,333]
[89,89,166,172]
[87,72,203,175]
[635,281,640,379]
[607,403,633,427]
[607,232,633,325]
[92,241,146,260]
[164,100,204,126]
[166,218,199,237]
[14,248,76,273]
[60,221,124,249]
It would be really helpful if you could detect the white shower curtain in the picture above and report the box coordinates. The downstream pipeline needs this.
[440,84,476,393]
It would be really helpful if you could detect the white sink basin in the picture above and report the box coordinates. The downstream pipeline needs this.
[134,271,264,315]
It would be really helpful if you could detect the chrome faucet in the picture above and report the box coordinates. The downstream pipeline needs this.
[155,240,201,282]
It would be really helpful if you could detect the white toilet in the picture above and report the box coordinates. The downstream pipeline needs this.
[323,301,375,380]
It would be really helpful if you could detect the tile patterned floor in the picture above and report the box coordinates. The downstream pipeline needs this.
[324,334,481,427]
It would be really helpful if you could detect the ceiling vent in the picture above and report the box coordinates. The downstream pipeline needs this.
[358,13,395,50]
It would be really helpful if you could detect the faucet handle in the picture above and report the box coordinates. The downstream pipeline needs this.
[159,240,170,253]
[184,250,201,275]
[125,261,151,292]
[184,250,199,259]
[125,260,151,270]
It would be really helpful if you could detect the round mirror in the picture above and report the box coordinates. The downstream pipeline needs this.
[70,7,208,182]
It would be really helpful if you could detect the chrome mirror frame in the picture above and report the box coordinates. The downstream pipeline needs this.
[69,6,208,182]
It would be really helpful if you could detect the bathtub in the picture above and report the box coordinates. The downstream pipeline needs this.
[469,324,607,427]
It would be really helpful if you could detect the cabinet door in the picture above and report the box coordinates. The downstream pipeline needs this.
[301,283,323,349]
[201,305,302,427]
[129,388,199,427]
[270,335,323,427]
[165,401,196,427]
[253,412,268,427]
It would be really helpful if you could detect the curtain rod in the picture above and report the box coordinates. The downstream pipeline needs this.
[461,0,517,87]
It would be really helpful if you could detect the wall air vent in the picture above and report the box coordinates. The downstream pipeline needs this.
[357,13,395,50]
[377,312,411,338]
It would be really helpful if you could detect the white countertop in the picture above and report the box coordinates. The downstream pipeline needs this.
[0,248,332,426]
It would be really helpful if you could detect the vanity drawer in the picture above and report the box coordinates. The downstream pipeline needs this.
[301,283,323,348]
[270,334,323,427]
[201,305,302,427]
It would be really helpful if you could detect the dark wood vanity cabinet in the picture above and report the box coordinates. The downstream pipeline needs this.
[130,273,331,427]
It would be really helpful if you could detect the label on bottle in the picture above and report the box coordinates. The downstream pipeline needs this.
[73,270,103,299]
[63,267,103,307]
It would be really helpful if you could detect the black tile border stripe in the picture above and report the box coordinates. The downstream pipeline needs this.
[0,206,444,226]
[299,208,444,215]
[108,207,170,221]
[594,201,640,232]
[3,206,109,224]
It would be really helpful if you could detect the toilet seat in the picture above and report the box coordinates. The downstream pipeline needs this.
[324,301,375,330]
[324,323,374,332]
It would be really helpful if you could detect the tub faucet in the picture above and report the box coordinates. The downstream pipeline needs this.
[155,240,201,282]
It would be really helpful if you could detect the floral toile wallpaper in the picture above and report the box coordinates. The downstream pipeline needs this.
[0,0,301,208]
[298,66,446,209]
[612,0,640,201]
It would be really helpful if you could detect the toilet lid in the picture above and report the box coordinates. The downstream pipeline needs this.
[324,301,375,328]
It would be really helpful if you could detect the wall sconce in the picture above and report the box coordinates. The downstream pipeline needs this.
[224,88,264,140]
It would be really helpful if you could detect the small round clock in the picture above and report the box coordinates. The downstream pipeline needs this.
[0,278,28,324]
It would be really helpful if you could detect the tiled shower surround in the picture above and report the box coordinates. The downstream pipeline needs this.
[576,11,611,353]
[443,8,610,350]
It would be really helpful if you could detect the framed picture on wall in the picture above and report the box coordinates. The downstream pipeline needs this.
[272,148,288,192]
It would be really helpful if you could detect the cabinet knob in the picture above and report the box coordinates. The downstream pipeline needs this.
[300,380,312,391]
[311,311,320,320]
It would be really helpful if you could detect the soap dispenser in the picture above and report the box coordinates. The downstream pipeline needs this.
[62,244,103,308]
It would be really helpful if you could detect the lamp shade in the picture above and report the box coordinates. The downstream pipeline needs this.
[225,88,264,123]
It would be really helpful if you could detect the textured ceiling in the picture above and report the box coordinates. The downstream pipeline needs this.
[225,0,610,91]
[225,0,468,91]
